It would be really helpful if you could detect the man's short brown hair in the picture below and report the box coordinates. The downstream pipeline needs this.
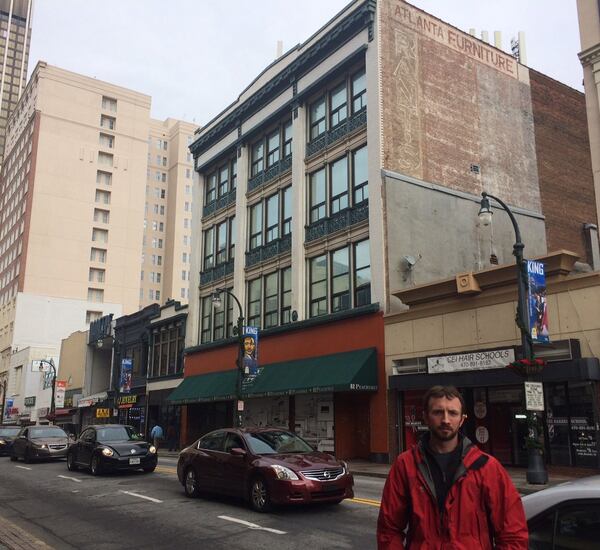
[423,385,466,415]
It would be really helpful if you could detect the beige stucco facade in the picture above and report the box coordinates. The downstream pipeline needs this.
[140,118,197,309]
[385,251,600,372]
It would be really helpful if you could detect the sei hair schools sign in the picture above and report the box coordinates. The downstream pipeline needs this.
[428,349,515,374]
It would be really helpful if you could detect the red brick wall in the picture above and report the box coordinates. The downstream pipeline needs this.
[530,70,596,263]
[184,311,389,457]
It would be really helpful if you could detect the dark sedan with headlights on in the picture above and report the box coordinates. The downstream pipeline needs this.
[177,428,354,512]
[66,424,157,475]
[0,425,21,457]
[11,425,70,462]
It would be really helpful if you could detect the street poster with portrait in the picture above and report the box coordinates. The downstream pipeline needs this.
[119,358,132,393]
[526,260,550,344]
[241,326,259,375]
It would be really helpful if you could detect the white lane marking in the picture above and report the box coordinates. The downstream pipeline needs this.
[119,490,163,503]
[218,515,287,535]
[58,475,82,483]
[15,465,31,470]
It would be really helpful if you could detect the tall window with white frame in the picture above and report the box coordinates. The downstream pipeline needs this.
[308,67,366,143]
[265,193,279,243]
[281,267,292,324]
[249,119,293,177]
[308,239,371,318]
[308,144,367,225]
[263,272,278,328]
[202,216,235,271]
[249,203,263,249]
[248,186,292,251]
[201,295,212,344]
[247,278,262,328]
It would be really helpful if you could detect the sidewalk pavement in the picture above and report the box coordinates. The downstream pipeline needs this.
[158,450,594,495]
[0,515,53,550]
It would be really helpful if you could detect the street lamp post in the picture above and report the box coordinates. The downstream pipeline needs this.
[478,191,548,484]
[0,377,7,422]
[212,288,244,428]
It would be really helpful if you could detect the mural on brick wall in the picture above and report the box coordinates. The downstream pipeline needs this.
[380,0,541,214]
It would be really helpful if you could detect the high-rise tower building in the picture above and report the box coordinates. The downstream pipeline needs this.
[0,0,33,166]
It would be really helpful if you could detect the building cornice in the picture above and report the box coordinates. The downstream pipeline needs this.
[386,250,580,323]
[189,2,372,158]
[579,42,600,67]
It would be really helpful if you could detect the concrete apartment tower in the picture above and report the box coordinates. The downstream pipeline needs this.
[0,0,33,167]
[140,118,197,309]
[0,62,151,421]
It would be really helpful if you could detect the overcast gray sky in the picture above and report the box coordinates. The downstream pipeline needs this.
[29,1,582,125]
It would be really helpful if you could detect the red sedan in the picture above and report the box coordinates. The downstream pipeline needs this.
[177,427,354,512]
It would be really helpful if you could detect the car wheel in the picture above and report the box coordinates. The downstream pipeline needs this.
[183,467,200,498]
[90,454,102,476]
[143,465,156,473]
[67,452,78,471]
[250,476,271,513]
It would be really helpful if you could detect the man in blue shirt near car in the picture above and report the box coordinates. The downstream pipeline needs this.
[150,423,164,450]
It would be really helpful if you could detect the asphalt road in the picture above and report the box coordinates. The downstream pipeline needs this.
[0,455,384,549]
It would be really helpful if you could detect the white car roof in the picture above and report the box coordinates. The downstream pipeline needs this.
[523,475,600,519]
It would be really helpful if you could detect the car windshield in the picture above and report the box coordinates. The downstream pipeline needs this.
[96,426,143,442]
[245,431,313,455]
[30,427,67,439]
[0,427,20,436]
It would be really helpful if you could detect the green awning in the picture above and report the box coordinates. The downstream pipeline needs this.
[243,347,378,397]
[166,369,237,405]
[167,347,378,405]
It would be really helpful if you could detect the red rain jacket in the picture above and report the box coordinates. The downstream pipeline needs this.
[377,436,528,549]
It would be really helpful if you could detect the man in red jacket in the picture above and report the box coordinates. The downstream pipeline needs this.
[377,385,528,549]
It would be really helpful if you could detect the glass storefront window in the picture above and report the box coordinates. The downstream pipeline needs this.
[545,382,571,466]
[568,382,598,468]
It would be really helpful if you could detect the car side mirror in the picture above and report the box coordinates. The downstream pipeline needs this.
[230,447,247,457]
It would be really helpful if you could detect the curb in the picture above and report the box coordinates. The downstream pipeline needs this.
[0,516,53,550]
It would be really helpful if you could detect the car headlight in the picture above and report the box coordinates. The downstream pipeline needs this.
[340,460,349,473]
[270,464,299,480]
[148,445,157,454]
[101,447,114,457]
[40,444,48,449]
[0,439,5,445]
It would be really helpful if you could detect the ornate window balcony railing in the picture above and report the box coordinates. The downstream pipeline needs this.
[305,200,369,243]
[199,259,235,287]
[247,155,292,193]
[306,108,367,158]
[245,233,292,268]
[202,188,237,219]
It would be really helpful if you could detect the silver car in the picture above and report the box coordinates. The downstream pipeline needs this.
[523,475,600,549]
[11,425,70,462]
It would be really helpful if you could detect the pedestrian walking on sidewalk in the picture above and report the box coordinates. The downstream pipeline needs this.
[377,385,528,549]
[150,423,164,450]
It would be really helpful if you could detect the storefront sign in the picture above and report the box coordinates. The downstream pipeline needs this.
[526,260,550,344]
[428,349,514,374]
[117,394,138,408]
[120,358,132,393]
[55,381,66,408]
[24,396,36,407]
[96,408,110,418]
[525,381,545,411]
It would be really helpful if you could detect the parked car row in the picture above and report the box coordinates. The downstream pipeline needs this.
[1,423,355,512]
[0,423,157,474]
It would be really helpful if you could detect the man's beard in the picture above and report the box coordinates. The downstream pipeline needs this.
[431,425,459,442]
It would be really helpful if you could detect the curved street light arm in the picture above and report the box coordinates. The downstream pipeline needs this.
[481,192,523,246]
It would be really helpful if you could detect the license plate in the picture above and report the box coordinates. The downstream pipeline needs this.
[322,484,340,492]
[129,457,141,465]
